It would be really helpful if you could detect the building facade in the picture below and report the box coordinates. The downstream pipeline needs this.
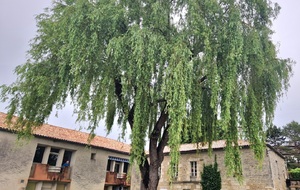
[0,112,138,190]
[158,140,288,190]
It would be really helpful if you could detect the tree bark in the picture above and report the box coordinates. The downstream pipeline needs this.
[114,78,169,190]
[140,111,169,190]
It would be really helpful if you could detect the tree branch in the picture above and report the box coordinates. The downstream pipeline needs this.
[114,78,134,129]
[157,125,169,164]
[199,75,207,83]
[128,104,135,128]
[149,105,168,172]
[150,104,168,139]
[114,78,123,102]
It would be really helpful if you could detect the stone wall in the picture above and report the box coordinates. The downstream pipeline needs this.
[68,143,132,190]
[158,146,287,190]
[267,147,288,190]
[31,135,129,190]
[0,130,36,190]
[0,129,138,190]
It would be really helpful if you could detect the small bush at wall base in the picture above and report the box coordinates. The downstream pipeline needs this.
[289,168,300,179]
[201,155,221,190]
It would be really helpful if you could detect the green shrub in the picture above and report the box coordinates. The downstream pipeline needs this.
[289,168,300,179]
[201,155,221,190]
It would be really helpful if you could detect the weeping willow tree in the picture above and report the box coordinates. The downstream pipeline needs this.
[0,0,292,189]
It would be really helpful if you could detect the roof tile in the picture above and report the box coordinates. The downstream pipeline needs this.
[0,112,131,153]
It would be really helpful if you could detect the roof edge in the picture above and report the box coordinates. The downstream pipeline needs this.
[266,143,285,159]
[0,127,130,155]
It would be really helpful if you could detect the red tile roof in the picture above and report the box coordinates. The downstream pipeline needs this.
[163,140,285,159]
[163,140,250,153]
[0,112,131,154]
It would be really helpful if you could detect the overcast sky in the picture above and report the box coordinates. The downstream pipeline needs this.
[0,0,299,141]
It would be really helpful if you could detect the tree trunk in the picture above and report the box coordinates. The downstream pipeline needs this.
[139,124,169,190]
[148,163,160,190]
[140,170,159,190]
[139,156,160,190]
[114,79,168,190]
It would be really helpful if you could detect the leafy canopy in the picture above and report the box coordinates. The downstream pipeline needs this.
[283,121,300,144]
[266,125,285,147]
[1,0,292,180]
[267,122,300,170]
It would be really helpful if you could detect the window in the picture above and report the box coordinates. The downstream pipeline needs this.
[107,160,112,171]
[63,150,73,163]
[114,161,120,173]
[190,161,197,177]
[123,162,129,173]
[91,153,96,160]
[33,146,45,163]
[47,148,59,166]
[33,145,73,166]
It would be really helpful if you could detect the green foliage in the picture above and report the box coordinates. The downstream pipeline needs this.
[289,168,300,179]
[201,155,221,190]
[0,0,293,185]
[283,121,300,145]
[288,162,300,170]
[267,122,300,170]
[277,121,300,170]
[266,125,285,147]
